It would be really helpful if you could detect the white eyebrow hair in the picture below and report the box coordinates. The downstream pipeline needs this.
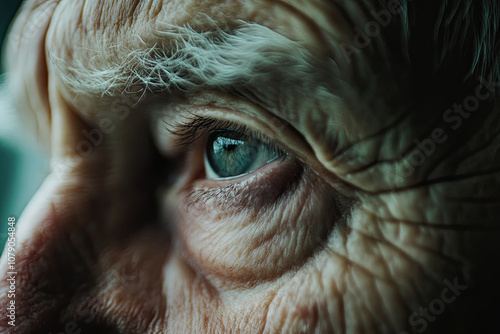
[50,22,342,101]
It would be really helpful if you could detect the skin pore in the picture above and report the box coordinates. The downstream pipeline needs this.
[1,0,500,333]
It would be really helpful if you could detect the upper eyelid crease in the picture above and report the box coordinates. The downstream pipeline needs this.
[165,116,285,154]
[167,117,241,151]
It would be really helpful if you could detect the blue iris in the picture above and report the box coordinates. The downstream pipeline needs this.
[205,130,282,179]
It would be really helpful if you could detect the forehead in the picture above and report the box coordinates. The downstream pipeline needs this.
[47,0,349,62]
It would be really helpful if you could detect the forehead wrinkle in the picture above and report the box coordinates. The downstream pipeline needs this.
[80,0,152,32]
[262,0,351,41]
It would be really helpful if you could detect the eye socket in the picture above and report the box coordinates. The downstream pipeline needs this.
[205,129,285,179]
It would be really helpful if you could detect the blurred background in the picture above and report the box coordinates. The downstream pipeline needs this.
[1,1,48,249]
[0,1,21,62]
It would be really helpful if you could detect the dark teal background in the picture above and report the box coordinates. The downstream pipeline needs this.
[0,1,22,72]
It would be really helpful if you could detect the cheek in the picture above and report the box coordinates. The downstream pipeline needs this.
[175,165,344,285]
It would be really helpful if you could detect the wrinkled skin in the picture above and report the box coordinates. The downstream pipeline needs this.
[1,0,500,333]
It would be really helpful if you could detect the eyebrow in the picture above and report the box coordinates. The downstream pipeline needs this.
[49,22,341,103]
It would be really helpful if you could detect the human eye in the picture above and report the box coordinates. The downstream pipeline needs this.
[205,129,285,179]
[169,116,288,181]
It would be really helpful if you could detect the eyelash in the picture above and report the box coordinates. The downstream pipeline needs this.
[168,116,285,155]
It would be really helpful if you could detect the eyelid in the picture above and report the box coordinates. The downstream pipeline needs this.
[152,101,316,175]
[166,115,285,155]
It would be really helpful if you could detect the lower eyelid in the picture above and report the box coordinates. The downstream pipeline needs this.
[183,157,303,211]
[175,160,343,284]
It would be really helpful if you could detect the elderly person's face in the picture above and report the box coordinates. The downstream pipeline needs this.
[1,0,499,333]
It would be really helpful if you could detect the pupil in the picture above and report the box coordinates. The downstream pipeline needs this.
[225,144,238,152]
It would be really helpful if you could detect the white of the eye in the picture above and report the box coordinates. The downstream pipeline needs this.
[204,153,222,180]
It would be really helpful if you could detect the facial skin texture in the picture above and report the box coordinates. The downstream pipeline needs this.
[1,0,500,333]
